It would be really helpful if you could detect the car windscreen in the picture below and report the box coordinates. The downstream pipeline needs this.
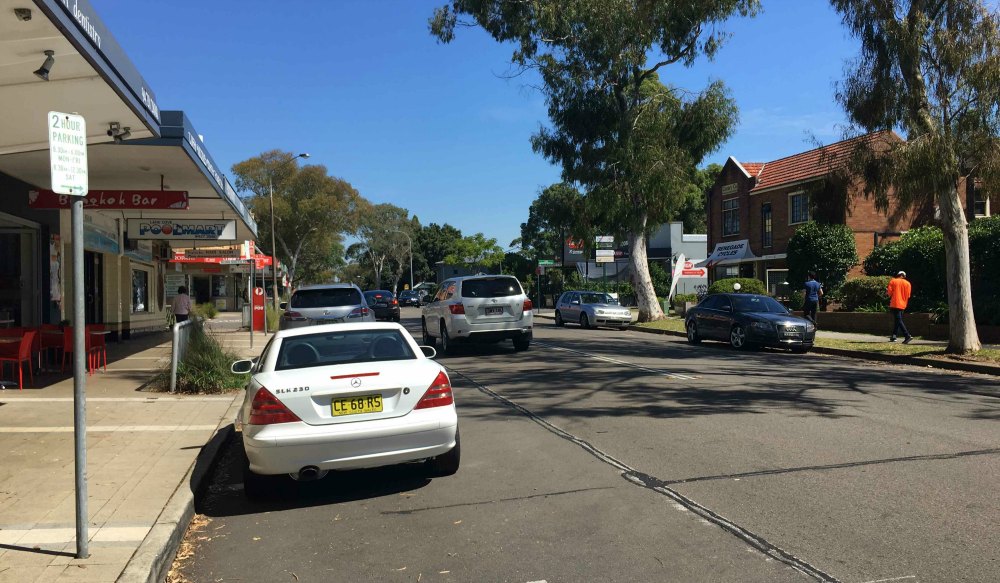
[580,292,616,305]
[275,329,416,371]
[731,295,788,314]
[290,288,362,309]
[460,277,523,298]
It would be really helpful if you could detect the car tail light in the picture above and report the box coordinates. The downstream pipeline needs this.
[415,371,454,409]
[523,299,533,311]
[248,387,301,425]
[283,310,306,321]
[392,299,398,306]
[449,303,465,315]
[349,307,370,318]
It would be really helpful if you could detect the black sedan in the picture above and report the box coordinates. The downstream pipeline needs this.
[363,290,401,322]
[684,293,815,352]
[398,290,420,307]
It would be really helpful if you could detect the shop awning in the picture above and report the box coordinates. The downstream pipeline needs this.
[697,240,758,267]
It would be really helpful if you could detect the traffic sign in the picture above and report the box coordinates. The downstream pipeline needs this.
[48,112,88,196]
[538,259,556,265]
[595,256,614,263]
[595,249,615,257]
[596,235,615,250]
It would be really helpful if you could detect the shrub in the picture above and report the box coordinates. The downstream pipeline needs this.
[785,291,804,311]
[193,302,219,319]
[648,261,671,297]
[787,222,859,294]
[708,277,767,295]
[151,321,245,394]
[863,226,945,312]
[838,276,892,312]
[265,304,282,331]
[672,293,697,307]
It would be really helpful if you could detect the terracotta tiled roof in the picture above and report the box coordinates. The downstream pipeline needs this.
[749,131,899,193]
[741,162,765,177]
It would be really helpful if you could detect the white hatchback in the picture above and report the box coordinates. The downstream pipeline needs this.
[232,322,459,498]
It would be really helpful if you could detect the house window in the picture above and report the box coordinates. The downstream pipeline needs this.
[722,198,739,236]
[761,203,773,248]
[789,192,810,224]
[974,188,989,217]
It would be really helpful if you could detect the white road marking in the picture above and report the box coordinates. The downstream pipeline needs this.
[0,397,232,402]
[861,577,917,583]
[0,425,219,433]
[535,341,697,380]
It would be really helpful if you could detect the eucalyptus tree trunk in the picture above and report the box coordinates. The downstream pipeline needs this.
[938,184,981,353]
[628,213,664,323]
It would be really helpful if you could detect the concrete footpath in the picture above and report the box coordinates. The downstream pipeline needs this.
[0,314,262,583]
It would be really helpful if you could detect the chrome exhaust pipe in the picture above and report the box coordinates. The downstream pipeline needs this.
[294,465,322,481]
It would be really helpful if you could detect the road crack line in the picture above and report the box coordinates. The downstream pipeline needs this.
[448,366,841,583]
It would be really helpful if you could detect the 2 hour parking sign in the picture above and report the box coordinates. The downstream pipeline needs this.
[48,112,89,196]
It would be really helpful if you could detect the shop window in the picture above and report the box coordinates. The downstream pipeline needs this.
[716,265,739,279]
[212,275,228,298]
[132,269,149,313]
[722,198,739,236]
[766,269,790,298]
[761,203,773,248]
[789,192,810,224]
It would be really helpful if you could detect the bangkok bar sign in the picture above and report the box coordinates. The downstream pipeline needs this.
[29,189,189,210]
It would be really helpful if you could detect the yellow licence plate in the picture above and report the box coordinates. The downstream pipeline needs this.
[331,394,383,416]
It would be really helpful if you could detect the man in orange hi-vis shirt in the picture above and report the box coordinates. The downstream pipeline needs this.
[887,271,913,343]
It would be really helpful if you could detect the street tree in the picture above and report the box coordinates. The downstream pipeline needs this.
[519,183,587,261]
[351,202,414,290]
[444,233,505,271]
[414,223,463,281]
[232,150,362,289]
[431,0,756,321]
[677,164,722,234]
[830,0,1000,353]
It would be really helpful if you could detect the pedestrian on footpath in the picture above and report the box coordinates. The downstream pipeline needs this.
[887,271,912,343]
[172,286,192,323]
[803,272,823,325]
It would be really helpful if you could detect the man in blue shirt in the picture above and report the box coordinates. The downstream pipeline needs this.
[803,272,823,325]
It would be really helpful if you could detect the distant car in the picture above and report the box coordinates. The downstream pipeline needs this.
[398,290,420,307]
[364,290,401,322]
[554,290,632,329]
[232,322,459,498]
[684,293,816,352]
[280,283,375,330]
[420,275,533,354]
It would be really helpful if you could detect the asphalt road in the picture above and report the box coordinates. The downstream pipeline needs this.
[176,308,1000,583]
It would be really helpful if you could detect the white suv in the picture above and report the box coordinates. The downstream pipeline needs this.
[420,275,533,354]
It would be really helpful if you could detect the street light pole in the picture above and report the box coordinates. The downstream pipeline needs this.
[268,152,309,311]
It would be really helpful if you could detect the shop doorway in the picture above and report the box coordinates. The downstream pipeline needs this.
[192,276,211,305]
[83,251,104,324]
[0,228,38,326]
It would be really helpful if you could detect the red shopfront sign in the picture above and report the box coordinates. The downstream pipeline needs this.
[170,254,272,269]
[28,189,189,210]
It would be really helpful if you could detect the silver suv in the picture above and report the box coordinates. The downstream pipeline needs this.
[420,275,533,353]
[279,283,376,330]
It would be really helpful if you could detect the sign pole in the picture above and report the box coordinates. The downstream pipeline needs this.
[249,260,254,350]
[71,198,88,559]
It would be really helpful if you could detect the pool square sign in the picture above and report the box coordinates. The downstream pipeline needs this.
[47,112,89,196]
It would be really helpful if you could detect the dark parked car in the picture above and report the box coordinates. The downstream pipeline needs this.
[398,290,420,307]
[684,293,815,352]
[363,290,401,322]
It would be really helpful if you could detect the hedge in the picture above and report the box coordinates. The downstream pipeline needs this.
[787,222,859,294]
[839,276,892,312]
[707,277,767,295]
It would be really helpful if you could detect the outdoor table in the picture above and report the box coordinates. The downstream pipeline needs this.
[0,319,14,327]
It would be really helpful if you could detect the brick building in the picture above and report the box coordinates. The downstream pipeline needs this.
[703,132,994,297]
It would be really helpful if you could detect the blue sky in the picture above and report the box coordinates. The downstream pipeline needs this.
[94,0,859,248]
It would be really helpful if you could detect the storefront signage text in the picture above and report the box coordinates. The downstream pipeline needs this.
[29,189,188,210]
[127,219,236,241]
[721,183,738,195]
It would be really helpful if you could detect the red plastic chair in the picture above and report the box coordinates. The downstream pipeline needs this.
[61,327,93,374]
[39,324,61,369]
[0,330,36,389]
[88,324,107,373]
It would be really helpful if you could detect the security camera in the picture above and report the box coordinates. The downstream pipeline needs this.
[14,8,32,21]
[107,122,121,138]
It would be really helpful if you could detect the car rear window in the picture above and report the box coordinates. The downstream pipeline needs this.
[460,277,523,298]
[276,329,416,371]
[290,288,362,309]
[364,291,394,302]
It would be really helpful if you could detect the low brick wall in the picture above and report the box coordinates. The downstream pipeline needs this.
[802,310,1000,342]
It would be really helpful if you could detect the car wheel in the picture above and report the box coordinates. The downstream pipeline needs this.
[686,320,701,344]
[243,464,274,500]
[426,430,461,477]
[421,318,435,348]
[554,310,564,327]
[792,346,810,354]
[730,324,750,350]
[513,335,531,352]
[440,321,455,355]
[580,313,591,329]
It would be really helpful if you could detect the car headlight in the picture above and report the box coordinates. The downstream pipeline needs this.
[750,321,774,331]
[805,322,816,332]
[595,309,606,315]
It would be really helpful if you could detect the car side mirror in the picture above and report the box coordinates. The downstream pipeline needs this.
[279,301,287,310]
[231,359,254,374]
[420,346,437,359]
